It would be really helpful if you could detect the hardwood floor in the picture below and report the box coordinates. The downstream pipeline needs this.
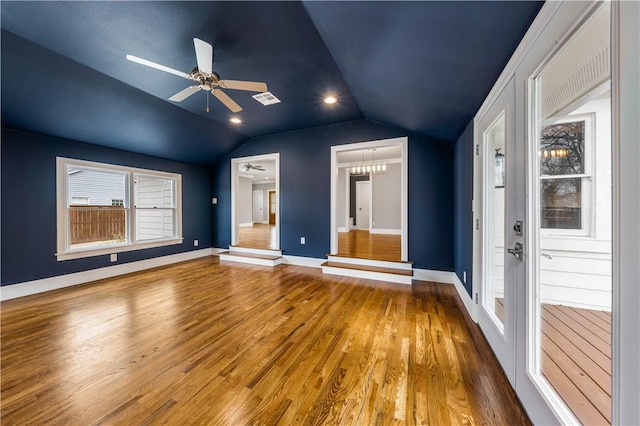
[238,224,277,250]
[1,258,529,425]
[337,230,401,262]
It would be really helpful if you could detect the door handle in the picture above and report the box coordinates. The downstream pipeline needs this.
[507,242,524,261]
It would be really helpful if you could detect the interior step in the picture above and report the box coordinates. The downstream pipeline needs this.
[321,259,413,285]
[219,246,283,267]
[326,255,413,271]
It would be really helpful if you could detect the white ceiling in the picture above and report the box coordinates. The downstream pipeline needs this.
[238,159,276,182]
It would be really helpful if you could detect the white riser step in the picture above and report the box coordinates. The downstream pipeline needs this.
[219,252,282,267]
[326,255,412,271]
[229,246,282,257]
[322,265,413,285]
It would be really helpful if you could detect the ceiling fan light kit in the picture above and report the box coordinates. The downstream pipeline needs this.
[126,38,268,114]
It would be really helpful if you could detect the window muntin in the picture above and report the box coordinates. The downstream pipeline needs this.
[57,158,182,261]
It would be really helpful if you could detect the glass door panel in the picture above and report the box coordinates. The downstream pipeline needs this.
[530,4,612,424]
[483,112,507,331]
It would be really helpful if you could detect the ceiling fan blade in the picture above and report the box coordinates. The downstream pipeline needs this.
[126,55,190,79]
[212,89,242,113]
[253,166,265,171]
[169,86,201,102]
[193,38,213,75]
[220,80,268,92]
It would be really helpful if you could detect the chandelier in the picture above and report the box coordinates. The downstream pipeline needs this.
[349,149,388,175]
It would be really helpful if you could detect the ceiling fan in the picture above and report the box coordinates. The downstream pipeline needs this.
[241,163,265,172]
[126,38,267,113]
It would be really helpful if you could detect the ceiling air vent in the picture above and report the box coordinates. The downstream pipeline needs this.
[252,92,281,106]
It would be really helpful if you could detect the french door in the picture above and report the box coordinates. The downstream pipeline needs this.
[475,2,616,424]
[474,77,520,386]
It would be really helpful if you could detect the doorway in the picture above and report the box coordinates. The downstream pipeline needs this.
[473,2,615,424]
[268,190,276,225]
[330,137,408,262]
[231,153,279,250]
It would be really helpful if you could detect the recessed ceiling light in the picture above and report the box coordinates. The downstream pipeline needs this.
[230,117,242,124]
[324,96,337,104]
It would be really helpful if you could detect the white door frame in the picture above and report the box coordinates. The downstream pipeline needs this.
[231,153,280,248]
[330,137,408,261]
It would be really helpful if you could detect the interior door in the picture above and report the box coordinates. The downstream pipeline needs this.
[355,181,370,229]
[475,77,519,385]
[268,191,276,225]
[252,190,263,223]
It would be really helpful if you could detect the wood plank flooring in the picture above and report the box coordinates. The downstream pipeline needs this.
[542,304,611,425]
[1,258,529,425]
[337,230,401,262]
[495,297,611,424]
[238,224,277,250]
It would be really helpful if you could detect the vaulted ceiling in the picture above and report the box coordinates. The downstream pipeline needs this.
[1,1,543,166]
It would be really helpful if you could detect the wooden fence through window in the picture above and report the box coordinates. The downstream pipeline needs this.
[69,206,126,245]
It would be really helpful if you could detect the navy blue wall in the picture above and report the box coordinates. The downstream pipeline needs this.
[1,128,212,286]
[454,121,474,296]
[212,119,454,271]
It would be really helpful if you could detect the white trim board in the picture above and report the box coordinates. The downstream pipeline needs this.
[369,228,401,235]
[0,248,216,301]
[238,222,253,228]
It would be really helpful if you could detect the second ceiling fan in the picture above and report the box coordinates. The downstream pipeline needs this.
[127,38,267,113]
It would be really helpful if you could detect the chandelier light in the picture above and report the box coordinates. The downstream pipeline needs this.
[349,149,388,176]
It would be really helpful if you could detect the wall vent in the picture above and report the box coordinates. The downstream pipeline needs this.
[252,92,281,106]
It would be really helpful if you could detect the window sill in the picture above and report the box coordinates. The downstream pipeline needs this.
[56,238,183,261]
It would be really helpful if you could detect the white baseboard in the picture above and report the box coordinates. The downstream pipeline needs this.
[261,221,269,224]
[413,268,455,284]
[452,272,476,322]
[282,255,325,268]
[239,222,253,228]
[338,227,349,233]
[0,248,216,301]
[369,228,402,235]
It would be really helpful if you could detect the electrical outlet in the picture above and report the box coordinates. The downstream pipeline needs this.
[194,239,199,247]
[300,237,306,245]
[110,253,117,262]
[212,197,217,205]
[463,271,467,283]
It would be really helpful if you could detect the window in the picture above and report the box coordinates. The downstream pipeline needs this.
[539,115,592,234]
[57,157,182,260]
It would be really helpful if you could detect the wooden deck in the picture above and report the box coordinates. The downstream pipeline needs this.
[496,298,611,424]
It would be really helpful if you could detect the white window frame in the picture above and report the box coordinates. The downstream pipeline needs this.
[539,113,594,237]
[56,157,183,261]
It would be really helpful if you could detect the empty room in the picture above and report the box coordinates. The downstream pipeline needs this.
[1,1,638,425]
